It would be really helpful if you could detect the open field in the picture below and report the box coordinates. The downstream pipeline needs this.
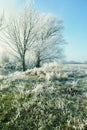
[0,63,87,130]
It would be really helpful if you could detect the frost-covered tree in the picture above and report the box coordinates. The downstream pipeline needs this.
[3,5,38,71]
[2,2,65,70]
[33,13,65,67]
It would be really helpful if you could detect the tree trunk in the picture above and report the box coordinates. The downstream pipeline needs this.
[36,56,40,68]
[22,56,26,71]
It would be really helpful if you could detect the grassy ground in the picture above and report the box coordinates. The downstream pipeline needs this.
[0,64,87,130]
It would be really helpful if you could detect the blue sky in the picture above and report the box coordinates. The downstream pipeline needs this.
[0,0,87,62]
[34,0,87,62]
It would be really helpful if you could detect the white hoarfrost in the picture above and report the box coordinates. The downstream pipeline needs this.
[0,62,87,129]
[9,71,26,80]
[0,62,87,96]
[32,84,44,95]
[46,72,57,81]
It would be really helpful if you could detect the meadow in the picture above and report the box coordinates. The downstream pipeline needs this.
[0,63,87,130]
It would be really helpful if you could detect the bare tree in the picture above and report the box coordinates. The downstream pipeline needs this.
[34,13,65,67]
[3,5,38,71]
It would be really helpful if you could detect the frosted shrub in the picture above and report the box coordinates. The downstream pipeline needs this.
[26,68,46,82]
[37,69,46,76]
[25,69,33,75]
[26,67,40,75]
[42,62,59,72]
[45,71,68,81]
[30,67,38,75]
[46,72,57,81]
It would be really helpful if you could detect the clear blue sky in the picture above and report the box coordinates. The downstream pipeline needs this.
[0,0,87,62]
[34,0,87,62]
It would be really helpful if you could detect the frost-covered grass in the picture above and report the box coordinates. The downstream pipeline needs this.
[0,63,87,130]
